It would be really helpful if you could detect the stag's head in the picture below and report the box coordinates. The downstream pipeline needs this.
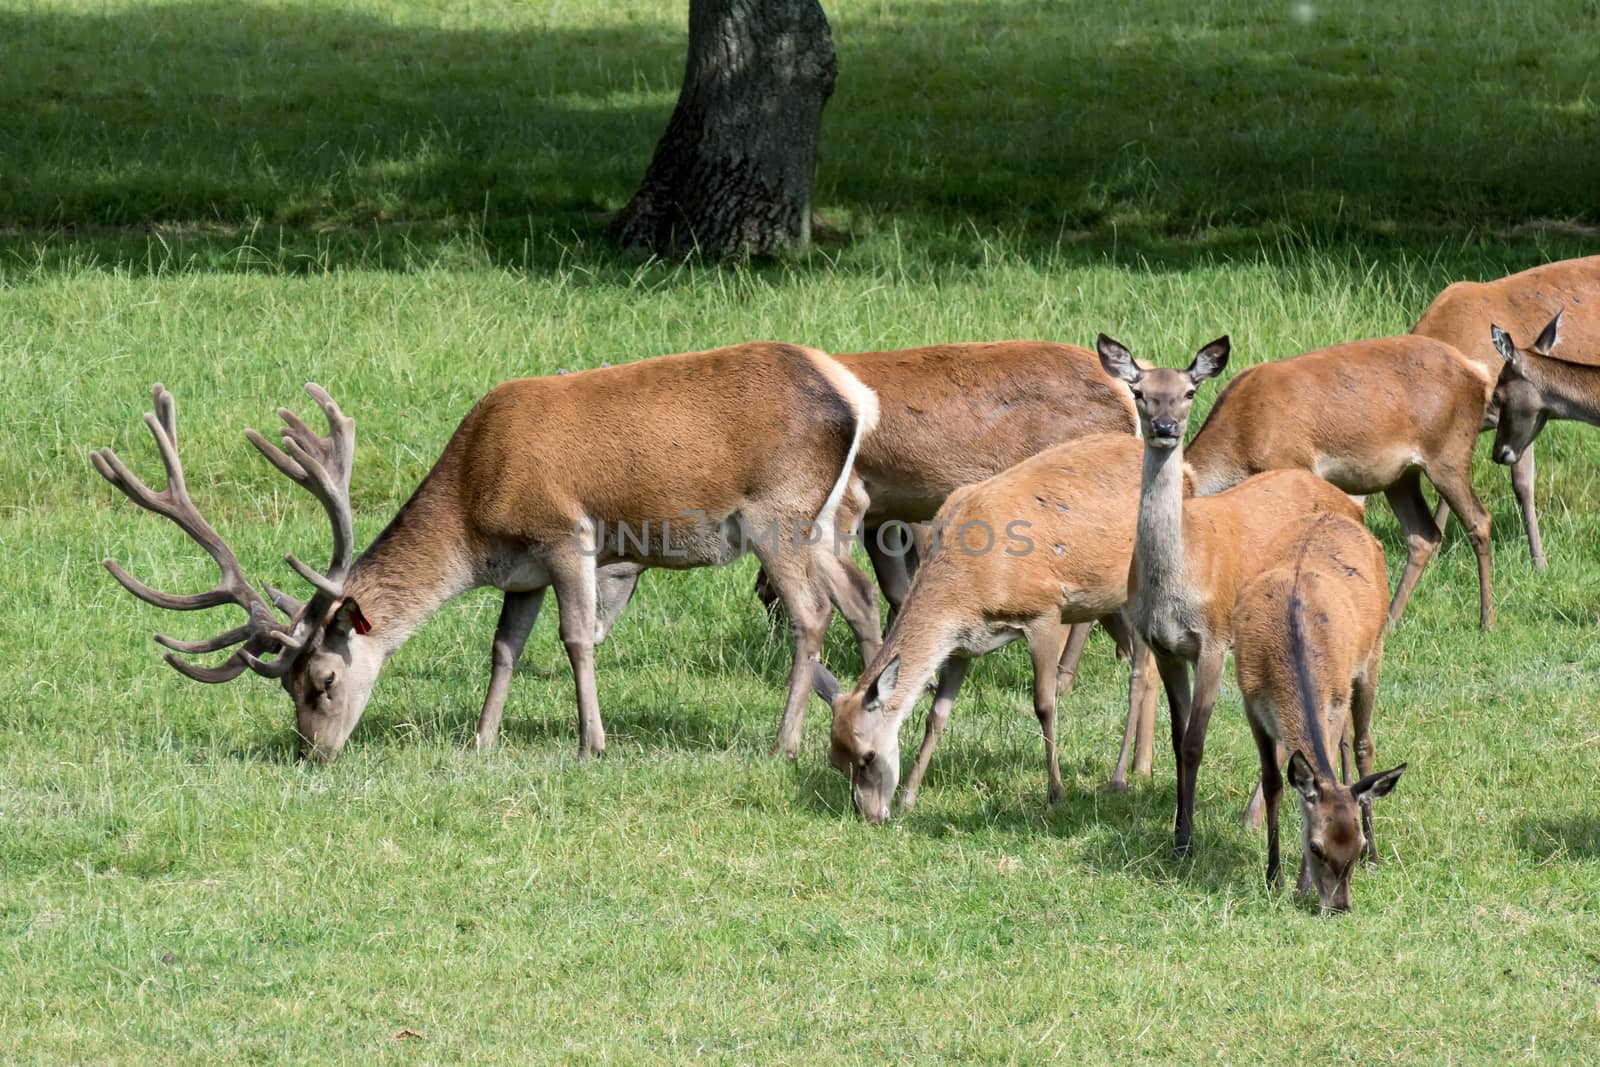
[811,657,907,824]
[93,383,380,762]
[1096,334,1230,448]
[1287,751,1406,914]
[1490,309,1563,466]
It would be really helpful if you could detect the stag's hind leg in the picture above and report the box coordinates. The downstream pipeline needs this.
[473,589,546,751]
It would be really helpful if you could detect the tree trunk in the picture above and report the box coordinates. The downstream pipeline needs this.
[610,0,837,259]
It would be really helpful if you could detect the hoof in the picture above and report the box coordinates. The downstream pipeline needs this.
[1101,778,1129,795]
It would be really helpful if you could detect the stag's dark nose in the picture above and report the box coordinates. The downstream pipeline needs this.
[1152,418,1181,439]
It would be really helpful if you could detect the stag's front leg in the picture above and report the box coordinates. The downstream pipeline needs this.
[473,589,546,751]
[550,552,605,760]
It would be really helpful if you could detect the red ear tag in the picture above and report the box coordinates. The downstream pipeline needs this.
[352,607,373,635]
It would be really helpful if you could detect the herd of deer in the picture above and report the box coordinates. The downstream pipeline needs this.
[94,255,1600,912]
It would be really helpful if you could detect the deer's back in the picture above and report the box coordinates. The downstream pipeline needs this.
[451,343,857,539]
[838,342,1137,520]
[1414,256,1600,369]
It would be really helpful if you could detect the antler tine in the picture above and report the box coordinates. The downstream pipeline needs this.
[95,384,297,685]
[243,381,357,591]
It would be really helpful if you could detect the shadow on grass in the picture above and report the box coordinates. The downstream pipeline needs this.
[1514,813,1600,861]
[3,0,1597,274]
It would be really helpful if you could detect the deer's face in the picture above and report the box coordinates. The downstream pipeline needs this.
[1288,753,1406,914]
[282,601,384,763]
[1489,313,1563,466]
[1096,334,1231,447]
[814,657,905,824]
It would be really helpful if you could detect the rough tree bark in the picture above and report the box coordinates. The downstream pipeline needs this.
[609,0,837,259]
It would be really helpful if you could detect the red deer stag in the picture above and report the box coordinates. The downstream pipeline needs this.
[1097,334,1367,857]
[1413,255,1600,569]
[93,344,880,762]
[1182,335,1496,630]
[809,433,1163,823]
[1233,512,1405,913]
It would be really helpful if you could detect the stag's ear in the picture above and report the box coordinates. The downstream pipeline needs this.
[1188,336,1230,382]
[863,656,901,713]
[810,657,842,706]
[1352,762,1406,802]
[1490,323,1520,366]
[1532,309,1563,357]
[1287,750,1320,802]
[328,597,372,637]
[1096,334,1142,385]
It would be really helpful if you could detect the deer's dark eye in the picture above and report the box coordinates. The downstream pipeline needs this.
[1184,389,1196,399]
[1130,390,1143,401]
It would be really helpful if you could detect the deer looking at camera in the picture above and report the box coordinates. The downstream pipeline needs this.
[93,343,882,762]
[1182,335,1496,630]
[1232,512,1406,913]
[808,432,1163,823]
[1413,255,1600,570]
[1097,335,1366,858]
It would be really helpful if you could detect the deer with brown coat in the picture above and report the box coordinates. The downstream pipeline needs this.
[1491,310,1600,472]
[808,432,1163,823]
[1096,334,1368,857]
[1413,255,1600,570]
[93,343,881,762]
[1182,335,1496,630]
[1232,512,1406,913]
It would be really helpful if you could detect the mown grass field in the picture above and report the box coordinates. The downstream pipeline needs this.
[4,0,1600,1061]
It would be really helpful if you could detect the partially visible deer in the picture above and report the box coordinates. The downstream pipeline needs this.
[1097,334,1367,858]
[748,341,1155,781]
[1183,335,1496,630]
[808,432,1163,823]
[92,343,882,762]
[1489,310,1600,468]
[1413,255,1600,569]
[1232,512,1406,913]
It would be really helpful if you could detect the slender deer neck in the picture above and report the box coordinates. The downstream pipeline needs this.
[1134,444,1189,600]
[868,585,964,727]
[342,474,477,658]
[1526,352,1600,425]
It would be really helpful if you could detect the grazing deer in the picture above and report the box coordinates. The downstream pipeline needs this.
[1232,512,1406,913]
[808,432,1163,823]
[92,343,883,762]
[1183,335,1496,630]
[1097,334,1366,857]
[1413,255,1600,569]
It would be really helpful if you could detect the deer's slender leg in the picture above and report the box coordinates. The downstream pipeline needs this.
[1054,621,1094,700]
[1510,446,1547,571]
[1101,612,1159,791]
[1174,645,1228,858]
[1383,470,1443,628]
[1250,722,1284,891]
[757,532,833,760]
[1428,462,1494,631]
[864,524,915,619]
[1027,617,1068,805]
[815,548,882,666]
[550,553,604,759]
[595,562,645,644]
[473,589,545,750]
[1351,652,1383,866]
[901,655,970,810]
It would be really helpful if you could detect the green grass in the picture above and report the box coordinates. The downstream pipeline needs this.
[4,0,1600,1062]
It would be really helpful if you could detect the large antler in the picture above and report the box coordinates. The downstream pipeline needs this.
[92,384,302,682]
[244,383,355,598]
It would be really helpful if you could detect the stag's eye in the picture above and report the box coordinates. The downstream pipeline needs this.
[1184,389,1196,399]
[1130,389,1144,401]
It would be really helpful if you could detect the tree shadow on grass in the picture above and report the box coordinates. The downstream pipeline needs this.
[1514,812,1600,862]
[3,0,1597,275]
